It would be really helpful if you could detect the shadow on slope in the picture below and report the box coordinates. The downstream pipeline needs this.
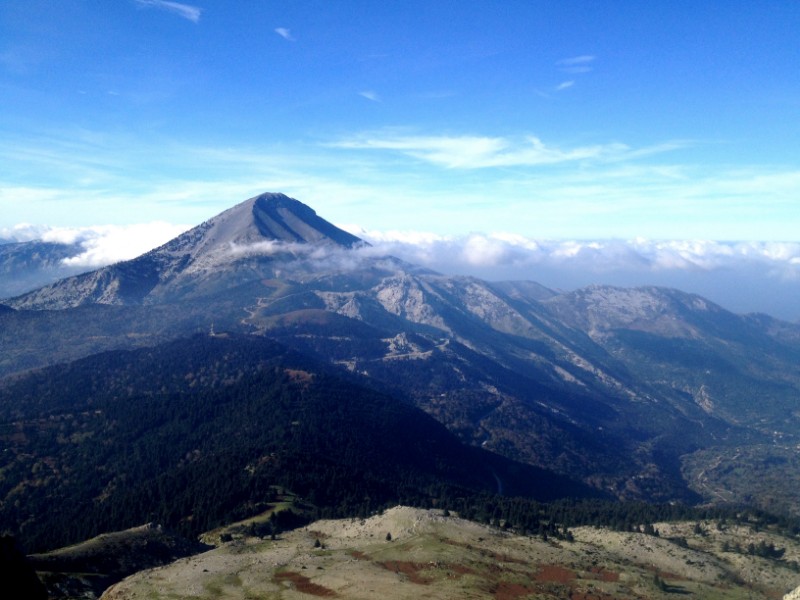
[0,333,601,553]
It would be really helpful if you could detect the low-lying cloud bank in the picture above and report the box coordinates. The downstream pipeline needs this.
[344,228,800,321]
[2,222,191,267]
[3,224,799,321]
[348,228,800,280]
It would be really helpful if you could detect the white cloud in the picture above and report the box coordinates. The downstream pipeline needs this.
[333,133,674,169]
[557,55,596,66]
[2,222,191,267]
[555,80,575,91]
[275,28,295,41]
[557,55,596,74]
[342,227,800,280]
[1,131,796,243]
[334,229,800,318]
[135,0,202,23]
[358,91,380,102]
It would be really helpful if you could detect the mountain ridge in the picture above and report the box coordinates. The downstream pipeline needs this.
[2,192,800,513]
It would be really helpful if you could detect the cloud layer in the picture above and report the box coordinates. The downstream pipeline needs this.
[340,229,800,320]
[345,228,800,278]
[2,222,190,267]
[3,222,799,320]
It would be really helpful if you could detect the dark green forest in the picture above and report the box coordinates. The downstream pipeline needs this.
[0,334,595,552]
[3,333,799,557]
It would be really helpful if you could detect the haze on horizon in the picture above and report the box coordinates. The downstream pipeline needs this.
[1,1,799,319]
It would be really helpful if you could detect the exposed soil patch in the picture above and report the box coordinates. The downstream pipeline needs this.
[441,538,473,551]
[449,563,477,576]
[349,550,370,560]
[535,564,575,584]
[273,570,337,597]
[381,560,431,584]
[492,581,536,600]
[285,368,313,382]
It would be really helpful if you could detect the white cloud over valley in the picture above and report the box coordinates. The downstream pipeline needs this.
[2,222,190,267]
[340,229,800,320]
[3,222,800,320]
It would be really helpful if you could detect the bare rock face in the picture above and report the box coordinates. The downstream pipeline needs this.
[786,586,800,600]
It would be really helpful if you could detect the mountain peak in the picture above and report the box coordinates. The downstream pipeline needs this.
[206,192,362,249]
[157,193,363,260]
[6,193,365,309]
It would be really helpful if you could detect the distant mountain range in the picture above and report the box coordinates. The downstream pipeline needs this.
[3,192,800,546]
[0,239,87,298]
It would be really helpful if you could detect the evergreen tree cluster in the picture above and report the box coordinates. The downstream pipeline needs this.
[3,333,799,555]
[0,334,596,552]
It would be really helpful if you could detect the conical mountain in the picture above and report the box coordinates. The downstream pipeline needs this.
[6,193,364,309]
[163,192,363,256]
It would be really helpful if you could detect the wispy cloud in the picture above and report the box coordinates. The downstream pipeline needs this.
[358,90,380,102]
[331,133,679,169]
[135,0,202,23]
[274,27,295,41]
[555,80,575,92]
[2,130,798,247]
[557,55,596,74]
[557,55,595,66]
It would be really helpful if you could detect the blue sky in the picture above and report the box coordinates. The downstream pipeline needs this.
[2,1,800,317]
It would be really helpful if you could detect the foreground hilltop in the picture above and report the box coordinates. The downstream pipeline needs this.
[100,506,800,600]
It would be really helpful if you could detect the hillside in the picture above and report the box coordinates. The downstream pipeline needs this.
[0,239,85,298]
[0,333,597,553]
[101,506,800,600]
